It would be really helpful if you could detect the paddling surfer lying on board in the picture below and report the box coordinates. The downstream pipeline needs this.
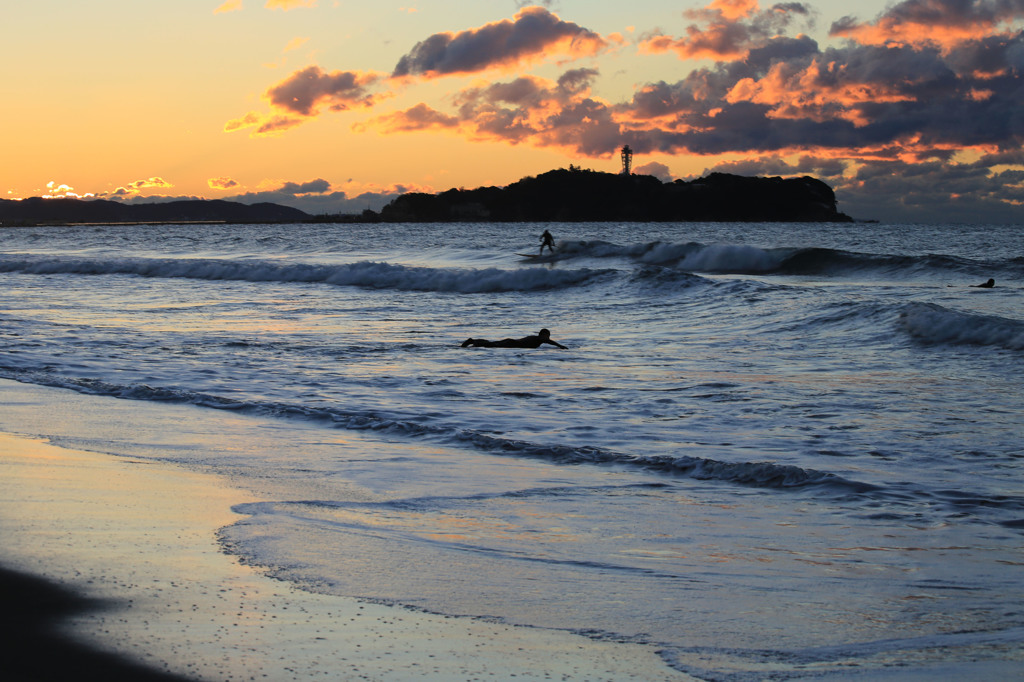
[461,328,568,349]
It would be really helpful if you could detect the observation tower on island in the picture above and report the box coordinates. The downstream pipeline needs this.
[620,145,633,175]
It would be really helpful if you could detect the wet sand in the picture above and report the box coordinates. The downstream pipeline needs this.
[0,565,192,682]
[0,425,694,681]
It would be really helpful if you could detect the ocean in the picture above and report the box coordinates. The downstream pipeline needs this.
[1,219,1022,679]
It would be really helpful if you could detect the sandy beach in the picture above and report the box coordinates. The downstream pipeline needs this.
[0,386,695,681]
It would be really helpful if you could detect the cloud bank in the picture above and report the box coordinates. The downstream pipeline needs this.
[223,0,1024,222]
[222,178,413,215]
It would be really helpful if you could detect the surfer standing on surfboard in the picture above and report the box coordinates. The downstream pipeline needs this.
[539,229,555,255]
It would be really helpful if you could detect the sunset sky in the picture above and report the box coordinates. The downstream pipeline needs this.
[4,0,1023,223]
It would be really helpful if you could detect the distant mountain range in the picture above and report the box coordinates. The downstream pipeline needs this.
[0,197,309,226]
[1,170,852,226]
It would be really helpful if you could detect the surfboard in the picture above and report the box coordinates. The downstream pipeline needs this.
[515,252,542,260]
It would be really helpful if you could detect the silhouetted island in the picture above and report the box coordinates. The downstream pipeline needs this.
[376,169,852,223]
[0,197,309,226]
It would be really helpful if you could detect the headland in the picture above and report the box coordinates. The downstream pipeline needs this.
[377,168,852,223]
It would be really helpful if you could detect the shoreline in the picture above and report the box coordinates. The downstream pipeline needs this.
[0,385,695,681]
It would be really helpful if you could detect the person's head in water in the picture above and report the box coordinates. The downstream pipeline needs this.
[539,328,551,338]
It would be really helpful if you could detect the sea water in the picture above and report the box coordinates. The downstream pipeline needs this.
[1,220,1022,679]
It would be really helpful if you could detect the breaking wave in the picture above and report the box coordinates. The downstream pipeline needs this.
[0,369,872,495]
[0,255,611,293]
[900,302,1024,350]
[555,240,1015,277]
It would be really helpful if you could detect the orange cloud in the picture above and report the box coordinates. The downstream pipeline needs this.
[358,103,460,134]
[829,0,1024,51]
[224,112,262,132]
[42,181,94,199]
[709,0,759,21]
[640,0,812,61]
[100,177,174,199]
[128,177,173,190]
[391,6,610,79]
[360,69,625,157]
[724,59,917,127]
[214,0,242,14]
[225,66,384,136]
[833,20,996,52]
[265,0,316,9]
[46,181,75,194]
[265,66,382,115]
[224,111,304,136]
[640,23,749,62]
[208,177,240,190]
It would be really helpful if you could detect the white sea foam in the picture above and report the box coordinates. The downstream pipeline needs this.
[0,255,611,293]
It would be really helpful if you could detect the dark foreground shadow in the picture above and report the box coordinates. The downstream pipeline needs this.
[0,566,193,682]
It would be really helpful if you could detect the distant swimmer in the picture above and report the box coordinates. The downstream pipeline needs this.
[462,328,568,349]
[539,229,555,255]
[971,278,996,288]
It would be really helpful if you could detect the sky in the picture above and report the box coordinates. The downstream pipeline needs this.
[3,0,1023,223]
